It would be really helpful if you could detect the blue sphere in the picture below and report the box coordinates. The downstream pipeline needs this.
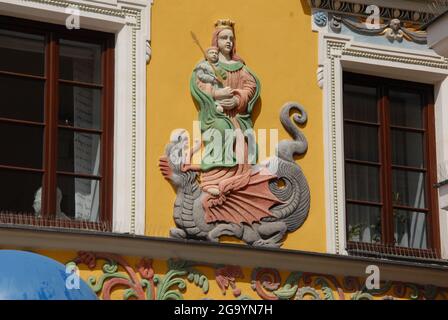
[0,250,97,300]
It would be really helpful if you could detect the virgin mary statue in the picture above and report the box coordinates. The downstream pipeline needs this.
[190,20,281,226]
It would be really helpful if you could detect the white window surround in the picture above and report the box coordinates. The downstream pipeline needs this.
[0,0,153,234]
[313,13,448,259]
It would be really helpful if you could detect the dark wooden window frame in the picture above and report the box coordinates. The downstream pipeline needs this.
[0,16,114,230]
[343,72,441,258]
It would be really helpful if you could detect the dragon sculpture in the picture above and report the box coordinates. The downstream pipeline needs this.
[159,102,310,248]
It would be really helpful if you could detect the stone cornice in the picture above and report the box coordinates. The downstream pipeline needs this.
[1,225,447,287]
[308,0,436,25]
[427,10,448,57]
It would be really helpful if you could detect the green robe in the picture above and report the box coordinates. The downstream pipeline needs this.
[190,61,261,171]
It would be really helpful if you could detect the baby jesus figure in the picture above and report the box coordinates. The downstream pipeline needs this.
[193,47,226,113]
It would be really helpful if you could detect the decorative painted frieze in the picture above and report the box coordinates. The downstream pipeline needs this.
[68,252,448,300]
[329,15,428,43]
[250,268,445,300]
[309,0,434,25]
[310,1,435,44]
[68,251,245,300]
[158,20,311,248]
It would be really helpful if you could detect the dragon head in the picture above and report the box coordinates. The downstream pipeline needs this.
[159,129,200,188]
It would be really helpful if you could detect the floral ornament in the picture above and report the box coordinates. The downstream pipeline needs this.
[68,251,151,300]
[215,265,244,297]
[250,268,282,300]
[68,252,203,300]
[251,269,448,300]
[68,252,448,300]
[296,287,322,300]
[67,252,244,300]
[68,251,150,300]
[351,292,374,300]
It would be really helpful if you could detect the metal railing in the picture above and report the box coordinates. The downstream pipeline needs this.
[347,241,445,264]
[0,211,110,232]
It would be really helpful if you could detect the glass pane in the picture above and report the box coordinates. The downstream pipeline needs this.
[394,210,427,249]
[344,124,379,162]
[0,29,44,76]
[391,129,425,168]
[392,169,426,209]
[58,176,100,222]
[345,163,380,202]
[0,74,44,122]
[0,123,43,169]
[0,169,42,214]
[389,89,423,128]
[59,39,101,84]
[346,204,381,244]
[343,84,378,122]
[58,130,101,176]
[59,84,101,130]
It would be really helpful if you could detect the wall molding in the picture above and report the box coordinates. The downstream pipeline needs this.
[316,29,448,257]
[0,0,153,234]
[1,225,448,287]
[308,0,435,25]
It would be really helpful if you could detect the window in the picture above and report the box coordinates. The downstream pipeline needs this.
[0,16,114,230]
[343,72,440,257]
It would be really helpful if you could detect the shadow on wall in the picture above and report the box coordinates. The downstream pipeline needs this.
[300,0,312,16]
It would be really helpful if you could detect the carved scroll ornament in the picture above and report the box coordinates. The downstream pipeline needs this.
[330,15,427,44]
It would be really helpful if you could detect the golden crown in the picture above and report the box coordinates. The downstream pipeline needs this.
[214,19,235,30]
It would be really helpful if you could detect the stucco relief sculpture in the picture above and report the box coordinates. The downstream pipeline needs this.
[330,15,427,44]
[159,20,310,248]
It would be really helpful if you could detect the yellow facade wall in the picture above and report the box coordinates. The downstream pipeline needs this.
[146,0,326,252]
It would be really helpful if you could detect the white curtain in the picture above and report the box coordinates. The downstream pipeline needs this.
[66,41,101,222]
